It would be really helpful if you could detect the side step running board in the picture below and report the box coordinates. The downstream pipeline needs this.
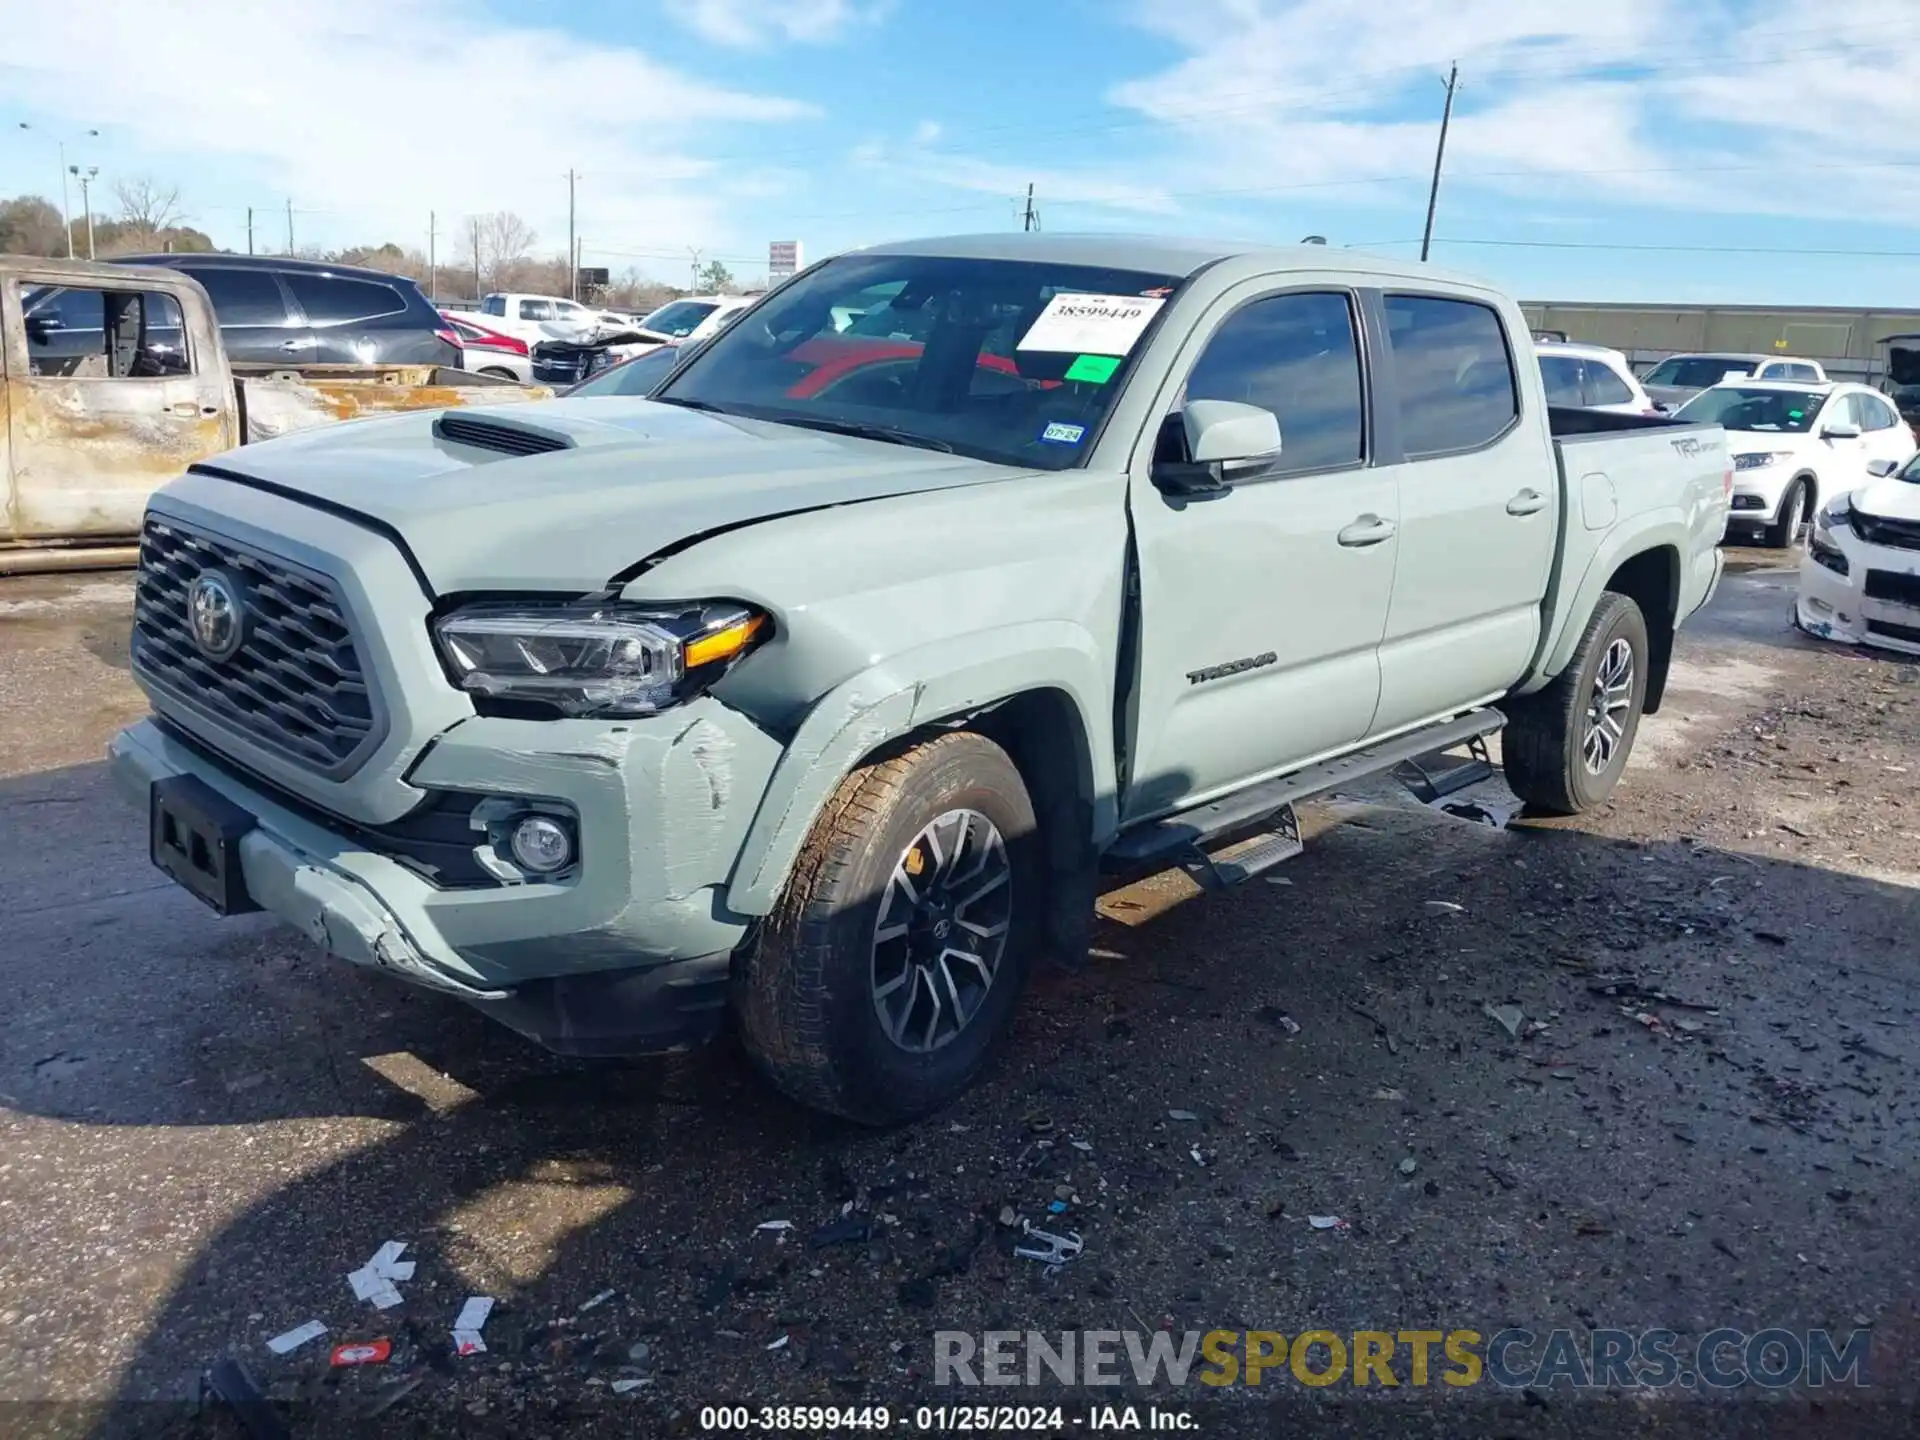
[1104,707,1506,873]
[1391,733,1496,804]
[1176,804,1303,891]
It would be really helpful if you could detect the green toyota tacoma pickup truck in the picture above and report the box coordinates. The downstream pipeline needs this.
[111,234,1731,1123]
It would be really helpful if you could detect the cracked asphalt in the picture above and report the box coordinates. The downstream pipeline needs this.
[1,556,1916,1439]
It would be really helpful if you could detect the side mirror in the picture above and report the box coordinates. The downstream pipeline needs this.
[1867,458,1898,478]
[1152,400,1284,495]
[1822,422,1863,441]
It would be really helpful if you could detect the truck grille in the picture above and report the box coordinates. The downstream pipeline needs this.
[132,516,381,775]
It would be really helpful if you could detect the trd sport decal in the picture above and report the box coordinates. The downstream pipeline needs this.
[1186,651,1277,685]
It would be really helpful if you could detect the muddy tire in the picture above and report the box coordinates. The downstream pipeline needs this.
[1764,479,1808,549]
[1501,592,1649,816]
[732,731,1040,1126]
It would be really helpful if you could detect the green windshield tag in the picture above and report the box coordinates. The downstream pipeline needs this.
[1064,354,1122,384]
[1788,410,1804,419]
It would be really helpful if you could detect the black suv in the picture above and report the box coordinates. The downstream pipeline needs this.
[111,254,459,367]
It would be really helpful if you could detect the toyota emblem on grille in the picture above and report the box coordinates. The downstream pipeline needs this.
[187,569,247,662]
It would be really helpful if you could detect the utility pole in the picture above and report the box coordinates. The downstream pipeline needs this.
[566,169,578,301]
[688,247,704,292]
[246,206,255,255]
[1420,63,1459,264]
[285,197,295,256]
[471,220,482,298]
[1022,183,1037,233]
[70,166,98,259]
[427,210,438,302]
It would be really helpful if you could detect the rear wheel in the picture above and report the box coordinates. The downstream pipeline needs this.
[1502,592,1649,816]
[1764,480,1808,549]
[477,366,518,381]
[732,731,1040,1125]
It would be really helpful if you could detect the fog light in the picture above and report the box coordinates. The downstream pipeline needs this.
[510,815,575,873]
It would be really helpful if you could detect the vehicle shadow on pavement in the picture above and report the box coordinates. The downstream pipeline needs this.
[25,785,1911,1436]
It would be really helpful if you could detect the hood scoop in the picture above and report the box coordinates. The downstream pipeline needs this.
[434,413,576,458]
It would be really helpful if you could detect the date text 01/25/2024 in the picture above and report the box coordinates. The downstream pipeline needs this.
[697,1404,1196,1431]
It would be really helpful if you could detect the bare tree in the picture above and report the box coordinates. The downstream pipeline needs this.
[113,177,184,234]
[469,210,536,291]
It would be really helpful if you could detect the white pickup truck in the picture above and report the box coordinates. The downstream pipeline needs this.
[111,235,1731,1122]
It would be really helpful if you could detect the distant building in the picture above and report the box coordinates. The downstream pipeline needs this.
[1520,299,1920,385]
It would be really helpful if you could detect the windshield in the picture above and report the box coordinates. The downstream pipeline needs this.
[641,300,719,337]
[1643,356,1756,388]
[569,345,681,397]
[1674,386,1828,433]
[654,253,1182,470]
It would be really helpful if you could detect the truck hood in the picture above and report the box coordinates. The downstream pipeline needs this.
[195,398,1031,593]
[1852,477,1920,523]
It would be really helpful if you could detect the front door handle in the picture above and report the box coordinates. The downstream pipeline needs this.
[279,337,316,352]
[1506,489,1548,516]
[1336,514,1397,547]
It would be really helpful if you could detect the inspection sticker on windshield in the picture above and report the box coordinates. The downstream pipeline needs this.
[1018,293,1164,355]
[1040,421,1086,445]
[1064,354,1122,384]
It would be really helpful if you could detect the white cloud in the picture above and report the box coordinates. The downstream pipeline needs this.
[0,0,815,267]
[1101,0,1920,224]
[878,0,1918,233]
[855,139,1183,217]
[665,0,885,48]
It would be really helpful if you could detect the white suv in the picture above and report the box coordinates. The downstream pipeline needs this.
[1675,380,1919,547]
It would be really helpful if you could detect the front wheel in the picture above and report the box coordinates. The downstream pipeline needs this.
[1763,480,1808,549]
[732,731,1040,1125]
[1502,592,1650,816]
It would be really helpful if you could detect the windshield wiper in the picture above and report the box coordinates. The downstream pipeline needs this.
[769,414,956,453]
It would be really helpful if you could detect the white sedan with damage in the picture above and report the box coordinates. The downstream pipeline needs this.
[1797,452,1920,656]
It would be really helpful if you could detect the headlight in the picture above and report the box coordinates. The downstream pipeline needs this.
[1733,452,1783,471]
[1814,496,1851,536]
[434,600,769,717]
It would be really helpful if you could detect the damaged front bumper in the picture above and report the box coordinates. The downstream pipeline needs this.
[109,698,785,1055]
[1793,527,1920,658]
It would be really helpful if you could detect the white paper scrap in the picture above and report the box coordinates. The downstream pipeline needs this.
[348,1266,404,1309]
[266,1319,327,1355]
[368,1241,409,1274]
[1016,293,1164,355]
[453,1296,495,1355]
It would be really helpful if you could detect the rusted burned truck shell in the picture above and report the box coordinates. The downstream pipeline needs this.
[0,255,551,574]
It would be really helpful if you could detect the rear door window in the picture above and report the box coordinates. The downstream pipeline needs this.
[284,274,407,326]
[519,299,554,321]
[1583,362,1635,407]
[1384,295,1519,455]
[23,287,190,378]
[1537,355,1585,407]
[191,267,293,326]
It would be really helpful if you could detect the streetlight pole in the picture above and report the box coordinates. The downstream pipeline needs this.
[70,165,98,259]
[18,122,99,258]
[566,169,578,301]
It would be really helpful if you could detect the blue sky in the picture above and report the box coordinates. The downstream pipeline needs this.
[3,0,1917,305]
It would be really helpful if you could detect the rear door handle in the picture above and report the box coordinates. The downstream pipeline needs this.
[1506,489,1548,516]
[1336,514,1397,547]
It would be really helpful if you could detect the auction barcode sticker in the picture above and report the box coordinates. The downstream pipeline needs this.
[1017,293,1165,355]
